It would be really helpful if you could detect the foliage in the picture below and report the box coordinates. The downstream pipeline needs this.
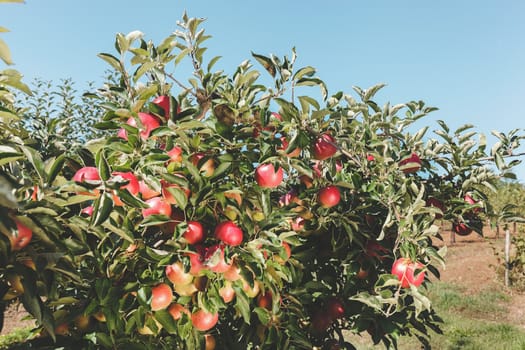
[1,13,525,350]
[16,78,111,158]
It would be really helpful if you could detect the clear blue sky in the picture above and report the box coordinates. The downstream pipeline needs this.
[3,0,525,180]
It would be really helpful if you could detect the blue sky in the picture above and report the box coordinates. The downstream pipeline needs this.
[2,0,525,180]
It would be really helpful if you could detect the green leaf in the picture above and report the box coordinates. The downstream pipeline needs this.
[47,154,65,185]
[91,192,114,227]
[0,174,17,208]
[97,53,122,72]
[252,52,276,77]
[233,283,251,324]
[0,38,13,65]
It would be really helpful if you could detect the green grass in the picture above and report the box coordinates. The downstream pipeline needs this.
[348,282,525,349]
[397,282,525,350]
[0,327,32,349]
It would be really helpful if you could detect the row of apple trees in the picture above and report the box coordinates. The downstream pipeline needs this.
[2,13,525,350]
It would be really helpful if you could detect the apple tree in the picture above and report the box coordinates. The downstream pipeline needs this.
[3,13,524,350]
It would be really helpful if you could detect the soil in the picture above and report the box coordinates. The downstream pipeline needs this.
[1,224,524,336]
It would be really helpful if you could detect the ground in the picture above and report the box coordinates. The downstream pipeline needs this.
[2,224,525,343]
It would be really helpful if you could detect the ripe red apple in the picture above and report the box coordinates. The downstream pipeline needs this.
[255,163,284,188]
[464,193,482,213]
[161,179,191,205]
[166,261,194,285]
[365,240,389,260]
[182,221,204,244]
[299,174,314,189]
[204,334,216,350]
[187,247,206,276]
[257,291,273,310]
[138,180,161,200]
[142,197,172,218]
[326,297,345,319]
[391,258,425,288]
[204,244,231,273]
[215,221,243,246]
[112,171,140,196]
[453,220,473,236]
[74,314,92,331]
[72,166,101,183]
[167,146,183,164]
[399,152,421,174]
[168,303,190,321]
[191,309,219,331]
[318,186,341,208]
[118,112,161,141]
[219,282,236,303]
[153,95,173,120]
[150,283,173,311]
[224,263,241,281]
[312,133,338,160]
[11,220,33,251]
[426,197,445,219]
[242,279,261,298]
[290,217,305,231]
[278,137,301,157]
[190,153,215,177]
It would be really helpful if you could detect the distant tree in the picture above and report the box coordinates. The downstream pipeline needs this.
[16,78,111,159]
[485,180,525,236]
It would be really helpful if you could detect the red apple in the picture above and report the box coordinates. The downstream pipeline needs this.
[190,153,215,177]
[182,221,204,244]
[464,193,482,213]
[161,178,191,205]
[326,297,345,319]
[138,180,161,200]
[10,220,33,251]
[72,166,101,183]
[150,283,173,311]
[191,309,219,331]
[142,197,172,218]
[215,221,243,246]
[167,146,183,164]
[187,247,206,276]
[318,186,341,208]
[255,163,284,188]
[168,303,190,321]
[365,241,389,260]
[257,291,273,310]
[312,133,338,160]
[278,137,301,157]
[426,197,445,219]
[118,112,161,141]
[203,244,231,273]
[224,263,241,281]
[453,220,473,236]
[166,261,194,285]
[299,175,314,189]
[399,152,421,174]
[391,258,425,288]
[153,95,172,120]
[219,282,236,303]
[112,171,139,196]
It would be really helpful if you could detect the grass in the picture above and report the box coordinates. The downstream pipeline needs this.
[347,281,525,349]
[0,327,32,350]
